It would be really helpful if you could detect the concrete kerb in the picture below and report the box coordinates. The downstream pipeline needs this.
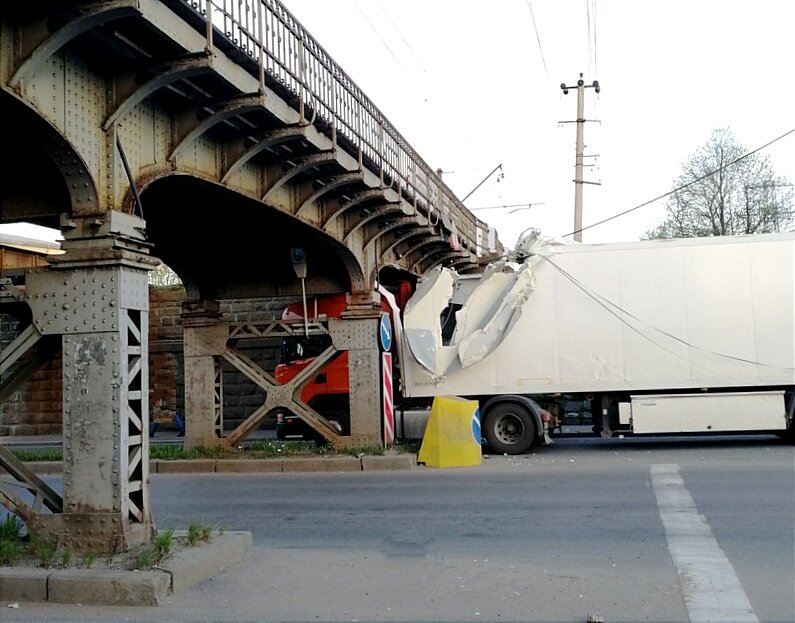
[26,455,418,474]
[0,531,252,606]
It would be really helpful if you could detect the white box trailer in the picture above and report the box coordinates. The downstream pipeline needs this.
[396,232,795,453]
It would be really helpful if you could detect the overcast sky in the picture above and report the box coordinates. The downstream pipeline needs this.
[285,0,795,248]
[4,0,792,251]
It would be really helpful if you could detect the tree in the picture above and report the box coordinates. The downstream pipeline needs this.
[644,128,793,239]
[148,262,183,287]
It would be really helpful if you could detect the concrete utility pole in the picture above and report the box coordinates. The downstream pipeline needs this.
[561,74,600,242]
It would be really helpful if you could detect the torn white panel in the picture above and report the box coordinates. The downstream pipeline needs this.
[403,329,436,374]
[458,264,536,368]
[402,267,454,377]
[451,262,519,346]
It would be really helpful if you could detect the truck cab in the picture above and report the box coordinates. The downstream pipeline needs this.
[273,282,412,442]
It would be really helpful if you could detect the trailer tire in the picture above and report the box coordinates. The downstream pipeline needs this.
[483,403,536,455]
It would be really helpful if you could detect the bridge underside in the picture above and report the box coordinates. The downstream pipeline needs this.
[0,0,503,552]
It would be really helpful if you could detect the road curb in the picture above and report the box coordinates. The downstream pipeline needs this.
[160,530,252,594]
[24,455,418,474]
[0,531,252,606]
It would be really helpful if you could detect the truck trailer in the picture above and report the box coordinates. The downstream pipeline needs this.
[277,231,795,453]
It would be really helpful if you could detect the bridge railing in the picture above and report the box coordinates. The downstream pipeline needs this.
[177,0,499,259]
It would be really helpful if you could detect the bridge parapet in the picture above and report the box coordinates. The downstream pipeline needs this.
[171,0,500,262]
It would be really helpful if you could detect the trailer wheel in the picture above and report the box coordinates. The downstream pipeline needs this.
[483,403,536,455]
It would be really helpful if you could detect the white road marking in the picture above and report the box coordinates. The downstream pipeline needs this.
[650,463,758,623]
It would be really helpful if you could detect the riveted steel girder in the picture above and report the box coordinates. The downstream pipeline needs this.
[321,188,393,230]
[392,234,447,263]
[262,151,340,203]
[362,216,422,251]
[343,202,403,242]
[104,52,215,131]
[414,249,468,273]
[10,1,139,91]
[169,92,267,163]
[294,172,365,219]
[221,125,309,183]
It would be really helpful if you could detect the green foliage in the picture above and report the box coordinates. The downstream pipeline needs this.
[12,449,63,462]
[83,550,97,569]
[134,548,155,570]
[153,529,173,563]
[149,445,224,460]
[0,514,23,541]
[59,548,72,568]
[186,521,214,547]
[645,128,794,239]
[148,263,184,288]
[34,541,56,569]
[134,529,173,569]
[17,439,402,464]
[186,522,201,547]
[0,538,23,565]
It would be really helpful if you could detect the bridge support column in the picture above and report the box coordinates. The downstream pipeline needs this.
[181,300,227,449]
[329,315,382,448]
[32,212,156,553]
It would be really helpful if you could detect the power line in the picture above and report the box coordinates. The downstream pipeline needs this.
[470,202,546,213]
[539,254,795,375]
[524,0,549,80]
[377,2,421,65]
[592,0,598,77]
[563,127,795,238]
[352,0,402,67]
[586,0,593,79]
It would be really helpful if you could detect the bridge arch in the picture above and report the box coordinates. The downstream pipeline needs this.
[0,89,98,225]
[139,173,367,301]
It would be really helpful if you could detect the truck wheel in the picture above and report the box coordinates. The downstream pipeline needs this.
[312,403,350,446]
[483,403,536,455]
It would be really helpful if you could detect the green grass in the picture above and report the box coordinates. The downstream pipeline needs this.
[153,529,173,563]
[11,449,62,462]
[0,514,22,542]
[14,438,413,463]
[186,521,213,547]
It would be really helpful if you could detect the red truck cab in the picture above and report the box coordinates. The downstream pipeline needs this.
[274,283,412,441]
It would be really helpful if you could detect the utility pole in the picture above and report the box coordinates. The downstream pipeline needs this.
[561,74,600,241]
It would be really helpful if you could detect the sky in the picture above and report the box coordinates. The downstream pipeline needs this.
[3,0,793,251]
[283,0,795,248]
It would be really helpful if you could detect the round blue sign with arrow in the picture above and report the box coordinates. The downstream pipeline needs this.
[379,313,392,351]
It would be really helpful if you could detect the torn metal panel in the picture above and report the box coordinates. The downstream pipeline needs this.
[457,264,536,368]
[402,267,454,377]
[450,262,519,346]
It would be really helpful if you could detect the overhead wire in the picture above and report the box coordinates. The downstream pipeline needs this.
[592,0,598,77]
[352,0,402,67]
[377,1,421,66]
[524,0,549,81]
[563,127,795,238]
[537,254,795,374]
[586,0,593,79]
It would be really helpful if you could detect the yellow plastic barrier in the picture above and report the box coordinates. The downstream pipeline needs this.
[417,396,482,468]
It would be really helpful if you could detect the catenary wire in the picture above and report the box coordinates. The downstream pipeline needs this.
[538,254,795,372]
[353,0,402,67]
[563,127,795,238]
[524,0,549,80]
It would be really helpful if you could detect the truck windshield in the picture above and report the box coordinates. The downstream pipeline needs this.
[280,334,332,364]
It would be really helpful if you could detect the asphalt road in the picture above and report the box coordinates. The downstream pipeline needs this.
[5,434,794,623]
